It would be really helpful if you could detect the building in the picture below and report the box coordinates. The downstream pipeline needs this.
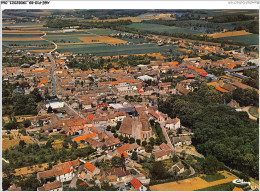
[165,117,181,130]
[130,178,147,191]
[119,117,153,140]
[154,150,171,161]
[169,161,185,175]
[37,160,79,183]
[37,180,63,191]
[45,98,65,109]
[83,162,100,180]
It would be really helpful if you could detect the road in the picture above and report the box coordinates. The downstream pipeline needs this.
[159,122,175,151]
[69,165,84,188]
[46,53,57,96]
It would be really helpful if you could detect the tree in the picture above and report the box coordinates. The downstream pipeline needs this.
[47,106,53,113]
[129,137,135,144]
[145,144,153,153]
[62,140,69,149]
[136,139,141,145]
[111,156,121,167]
[106,125,111,131]
[202,155,224,175]
[111,127,116,133]
[116,121,122,130]
[19,140,26,148]
[149,137,155,146]
[150,161,168,180]
[142,140,147,147]
[72,141,78,149]
[4,121,18,130]
[131,151,138,160]
[23,119,31,128]
[124,137,129,143]
[177,128,182,135]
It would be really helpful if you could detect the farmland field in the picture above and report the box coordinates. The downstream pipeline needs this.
[3,41,53,46]
[77,36,128,45]
[86,28,120,36]
[207,30,252,38]
[127,23,203,35]
[57,43,180,56]
[219,34,259,45]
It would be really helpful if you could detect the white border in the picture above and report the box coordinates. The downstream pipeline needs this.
[1,1,259,9]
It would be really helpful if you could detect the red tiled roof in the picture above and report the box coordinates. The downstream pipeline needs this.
[87,114,95,120]
[233,187,243,191]
[73,133,97,142]
[117,152,128,158]
[84,162,95,172]
[184,74,195,78]
[199,72,208,77]
[130,178,142,189]
[117,143,132,154]
[216,86,229,93]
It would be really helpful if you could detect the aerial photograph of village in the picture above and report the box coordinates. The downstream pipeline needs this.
[1,8,259,191]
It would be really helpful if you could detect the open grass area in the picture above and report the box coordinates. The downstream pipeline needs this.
[201,173,226,182]
[85,28,119,36]
[219,34,259,45]
[248,106,259,118]
[197,182,243,191]
[57,43,180,56]
[127,23,203,35]
[2,131,34,150]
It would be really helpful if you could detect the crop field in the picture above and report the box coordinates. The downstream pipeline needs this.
[207,30,252,38]
[2,30,44,34]
[57,43,179,56]
[219,34,259,45]
[77,36,128,45]
[2,33,43,38]
[86,28,120,36]
[127,23,203,35]
[197,9,259,17]
[3,37,42,41]
[3,41,53,46]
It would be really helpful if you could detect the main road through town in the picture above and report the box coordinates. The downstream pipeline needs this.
[47,53,57,96]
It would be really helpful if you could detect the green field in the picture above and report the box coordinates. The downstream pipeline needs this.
[201,173,226,182]
[128,23,203,35]
[86,28,120,35]
[3,22,45,27]
[57,43,180,56]
[197,182,247,191]
[3,34,43,38]
[219,34,259,45]
[3,41,53,46]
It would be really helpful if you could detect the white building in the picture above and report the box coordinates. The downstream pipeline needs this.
[45,98,65,109]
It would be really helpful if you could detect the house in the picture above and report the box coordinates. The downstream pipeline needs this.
[105,167,132,183]
[227,99,242,111]
[175,84,190,95]
[154,150,171,161]
[165,117,181,130]
[37,180,63,191]
[83,162,100,180]
[130,178,147,191]
[37,160,79,183]
[169,161,185,175]
[171,136,192,146]
[7,184,22,191]
[45,98,64,109]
